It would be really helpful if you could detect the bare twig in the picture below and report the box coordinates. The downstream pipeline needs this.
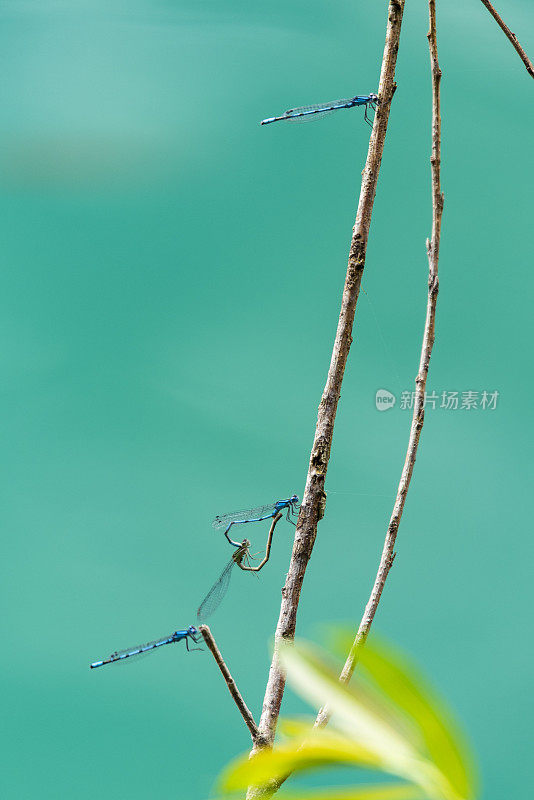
[238,513,283,572]
[479,0,534,77]
[199,625,267,747]
[245,3,406,794]
[315,0,444,729]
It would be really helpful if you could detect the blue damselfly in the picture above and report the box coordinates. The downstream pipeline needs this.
[213,495,299,546]
[261,94,379,127]
[90,625,200,669]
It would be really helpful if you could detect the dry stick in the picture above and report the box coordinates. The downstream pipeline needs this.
[479,0,534,78]
[199,625,267,748]
[315,0,444,729]
[245,3,406,797]
[238,513,283,573]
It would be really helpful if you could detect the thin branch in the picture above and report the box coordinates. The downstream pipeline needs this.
[479,0,534,77]
[315,0,444,729]
[246,2,406,792]
[238,513,283,572]
[199,625,266,747]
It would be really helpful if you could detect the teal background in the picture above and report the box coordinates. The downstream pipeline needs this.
[1,1,532,798]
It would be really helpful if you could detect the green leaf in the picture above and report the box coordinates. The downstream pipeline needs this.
[337,635,477,800]
[278,642,451,800]
[220,728,383,792]
[219,633,477,800]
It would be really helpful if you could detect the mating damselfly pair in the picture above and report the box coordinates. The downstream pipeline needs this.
[90,495,299,669]
[193,494,300,621]
[261,93,379,127]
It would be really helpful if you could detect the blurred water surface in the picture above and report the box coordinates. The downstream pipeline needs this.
[1,2,532,798]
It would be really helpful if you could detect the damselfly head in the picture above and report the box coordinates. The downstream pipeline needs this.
[369,93,379,104]
[188,625,198,635]
[290,494,299,504]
